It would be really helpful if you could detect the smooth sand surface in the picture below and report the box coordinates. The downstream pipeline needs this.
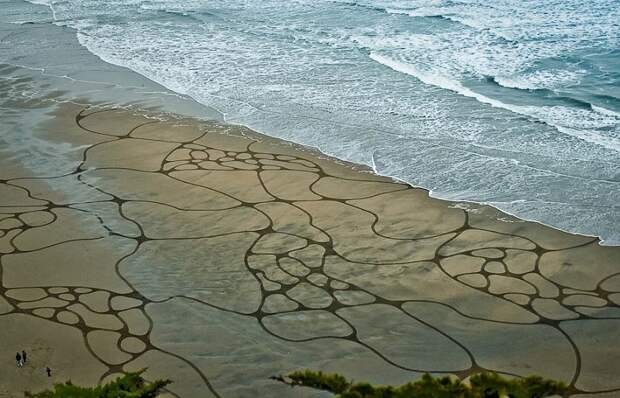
[1,105,619,397]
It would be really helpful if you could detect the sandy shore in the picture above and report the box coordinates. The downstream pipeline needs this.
[1,103,619,397]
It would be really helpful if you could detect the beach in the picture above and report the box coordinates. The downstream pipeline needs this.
[1,100,620,397]
[1,1,620,396]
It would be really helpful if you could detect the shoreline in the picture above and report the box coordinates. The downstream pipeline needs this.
[61,17,620,247]
[216,117,610,248]
[2,0,618,245]
[7,57,600,249]
[80,62,620,247]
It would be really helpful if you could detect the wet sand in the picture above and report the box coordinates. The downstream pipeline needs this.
[1,103,619,397]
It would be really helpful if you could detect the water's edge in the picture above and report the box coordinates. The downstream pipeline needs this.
[1,0,616,245]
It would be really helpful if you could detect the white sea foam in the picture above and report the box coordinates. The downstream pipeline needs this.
[493,69,584,91]
[369,52,506,108]
[492,76,538,90]
[370,52,620,152]
[592,105,620,118]
[24,0,50,5]
[23,0,57,20]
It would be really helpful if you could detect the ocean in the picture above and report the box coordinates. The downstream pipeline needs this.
[4,0,620,244]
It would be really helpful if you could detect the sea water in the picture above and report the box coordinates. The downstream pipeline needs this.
[7,0,620,244]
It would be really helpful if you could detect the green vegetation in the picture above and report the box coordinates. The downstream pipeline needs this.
[22,367,569,397]
[279,370,569,398]
[25,371,170,398]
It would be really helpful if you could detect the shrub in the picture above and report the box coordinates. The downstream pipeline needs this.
[279,370,569,398]
[25,370,171,398]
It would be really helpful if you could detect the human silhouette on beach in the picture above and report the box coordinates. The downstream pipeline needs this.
[46,367,51,377]
[21,350,27,364]
[15,352,22,367]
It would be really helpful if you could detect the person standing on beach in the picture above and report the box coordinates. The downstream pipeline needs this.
[15,352,22,367]
[21,350,27,365]
[46,367,51,377]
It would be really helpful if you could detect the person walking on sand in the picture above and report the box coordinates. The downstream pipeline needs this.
[21,350,27,365]
[15,352,22,367]
[46,367,51,377]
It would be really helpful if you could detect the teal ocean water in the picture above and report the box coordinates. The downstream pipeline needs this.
[5,0,620,244]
